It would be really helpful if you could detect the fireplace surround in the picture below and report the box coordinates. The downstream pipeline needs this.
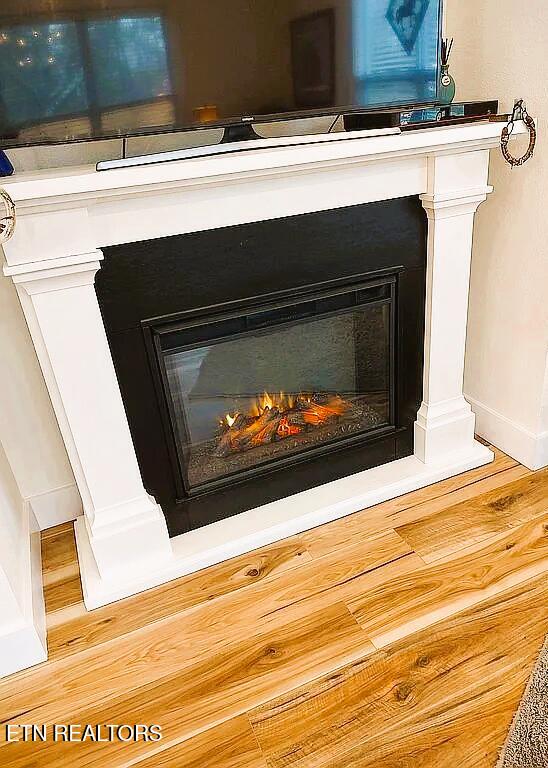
[1,121,523,608]
[95,199,426,534]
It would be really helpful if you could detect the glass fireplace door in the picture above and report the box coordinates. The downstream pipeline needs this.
[154,276,395,495]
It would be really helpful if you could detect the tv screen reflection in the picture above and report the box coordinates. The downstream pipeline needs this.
[0,0,441,146]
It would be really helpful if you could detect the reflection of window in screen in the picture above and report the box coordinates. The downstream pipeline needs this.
[87,17,172,110]
[352,0,439,107]
[0,15,172,136]
[0,23,86,133]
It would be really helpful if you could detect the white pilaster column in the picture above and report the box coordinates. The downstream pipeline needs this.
[415,151,493,464]
[5,252,173,582]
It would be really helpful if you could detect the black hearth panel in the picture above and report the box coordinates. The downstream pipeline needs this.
[97,198,426,334]
[96,199,427,535]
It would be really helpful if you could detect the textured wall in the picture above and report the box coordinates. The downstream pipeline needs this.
[446,0,548,456]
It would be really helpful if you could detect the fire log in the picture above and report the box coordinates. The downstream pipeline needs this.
[283,411,309,429]
[296,394,349,424]
[214,392,361,457]
[216,407,280,456]
[251,417,282,446]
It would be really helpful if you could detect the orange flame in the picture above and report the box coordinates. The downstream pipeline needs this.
[223,391,298,428]
[249,391,295,418]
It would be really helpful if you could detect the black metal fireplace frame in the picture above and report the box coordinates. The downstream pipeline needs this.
[142,268,401,501]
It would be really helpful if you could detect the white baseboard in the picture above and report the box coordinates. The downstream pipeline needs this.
[27,483,82,530]
[0,503,47,679]
[467,395,548,471]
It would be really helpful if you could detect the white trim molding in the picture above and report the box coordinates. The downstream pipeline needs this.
[416,166,491,464]
[2,120,526,608]
[0,501,47,679]
[0,439,47,677]
[468,395,548,471]
[26,483,82,531]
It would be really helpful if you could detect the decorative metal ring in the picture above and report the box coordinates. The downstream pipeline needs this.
[501,112,537,168]
[0,188,16,243]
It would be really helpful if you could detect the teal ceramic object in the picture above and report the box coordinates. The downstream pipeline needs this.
[439,64,456,104]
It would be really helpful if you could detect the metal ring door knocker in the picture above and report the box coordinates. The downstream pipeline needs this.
[0,188,16,243]
[501,99,537,168]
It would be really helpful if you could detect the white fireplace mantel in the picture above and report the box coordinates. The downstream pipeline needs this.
[1,121,527,609]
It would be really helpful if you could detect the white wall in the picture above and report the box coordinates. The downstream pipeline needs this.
[0,268,81,527]
[0,438,47,677]
[446,0,548,469]
[0,438,25,612]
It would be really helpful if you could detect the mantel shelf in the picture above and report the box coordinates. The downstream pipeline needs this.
[1,120,526,211]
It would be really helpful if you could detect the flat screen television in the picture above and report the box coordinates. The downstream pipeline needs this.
[0,0,442,148]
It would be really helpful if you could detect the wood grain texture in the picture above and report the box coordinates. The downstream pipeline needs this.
[301,459,529,559]
[0,604,373,767]
[41,522,79,585]
[44,529,411,668]
[44,574,83,616]
[133,716,267,768]
[45,537,313,661]
[0,531,408,729]
[3,448,544,768]
[396,468,548,562]
[348,514,548,648]
[250,574,548,768]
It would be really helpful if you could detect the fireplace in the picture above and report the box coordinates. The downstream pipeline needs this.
[4,121,501,606]
[96,198,426,536]
[146,273,395,496]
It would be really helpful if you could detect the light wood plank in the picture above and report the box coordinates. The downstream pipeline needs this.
[41,525,84,620]
[44,574,83,615]
[396,468,548,562]
[249,574,548,768]
[348,514,548,648]
[45,537,313,660]
[39,461,522,641]
[40,452,522,642]
[0,603,373,768]
[323,710,514,768]
[44,530,410,671]
[15,451,543,768]
[40,521,74,541]
[301,461,529,559]
[41,524,79,584]
[132,716,267,768]
[0,530,408,731]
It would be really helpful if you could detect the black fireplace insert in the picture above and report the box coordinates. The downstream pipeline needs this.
[145,273,396,499]
[96,198,427,535]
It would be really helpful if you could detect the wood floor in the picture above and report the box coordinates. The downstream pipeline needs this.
[1,446,547,767]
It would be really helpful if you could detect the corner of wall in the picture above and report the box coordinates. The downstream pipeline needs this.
[467,394,548,470]
[27,483,82,530]
[0,468,48,679]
